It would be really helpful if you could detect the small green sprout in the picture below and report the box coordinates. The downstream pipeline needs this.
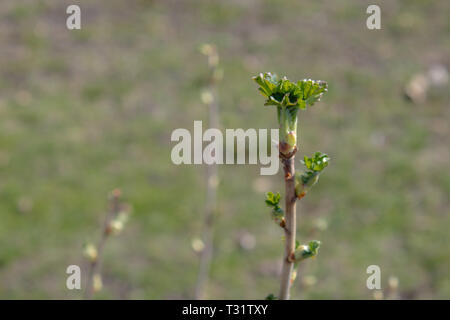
[293,240,321,262]
[290,240,321,284]
[295,152,330,199]
[265,192,285,228]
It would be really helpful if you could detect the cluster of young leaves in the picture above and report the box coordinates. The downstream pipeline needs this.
[253,71,329,155]
[295,152,330,198]
[253,72,328,109]
[253,73,328,156]
[293,240,321,262]
[303,152,330,171]
[290,240,322,284]
[265,191,285,228]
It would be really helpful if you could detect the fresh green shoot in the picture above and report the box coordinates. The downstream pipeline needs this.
[255,72,329,300]
[253,73,328,157]
[265,191,285,228]
[295,152,330,199]
[293,240,321,262]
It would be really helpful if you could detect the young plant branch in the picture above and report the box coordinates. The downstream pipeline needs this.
[254,73,329,300]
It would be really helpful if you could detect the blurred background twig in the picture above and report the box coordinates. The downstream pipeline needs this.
[194,44,222,300]
[84,189,130,299]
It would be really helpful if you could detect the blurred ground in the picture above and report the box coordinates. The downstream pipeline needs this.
[0,0,449,299]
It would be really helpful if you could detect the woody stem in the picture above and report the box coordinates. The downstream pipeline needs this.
[279,155,297,300]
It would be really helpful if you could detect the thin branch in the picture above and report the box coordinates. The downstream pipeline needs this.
[255,73,328,300]
[279,156,297,300]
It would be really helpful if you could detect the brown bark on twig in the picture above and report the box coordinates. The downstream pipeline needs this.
[279,156,297,300]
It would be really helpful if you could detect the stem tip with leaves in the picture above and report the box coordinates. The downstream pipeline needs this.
[254,72,330,300]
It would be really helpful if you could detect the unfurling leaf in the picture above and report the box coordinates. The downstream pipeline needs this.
[252,73,328,109]
[265,192,285,227]
[293,240,321,262]
[265,191,281,207]
[301,152,330,172]
[295,152,330,198]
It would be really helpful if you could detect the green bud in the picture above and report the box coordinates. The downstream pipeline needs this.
[293,240,321,262]
[265,191,281,207]
[265,192,285,227]
[295,152,330,198]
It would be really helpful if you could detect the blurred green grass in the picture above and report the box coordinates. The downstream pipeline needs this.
[0,0,449,299]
